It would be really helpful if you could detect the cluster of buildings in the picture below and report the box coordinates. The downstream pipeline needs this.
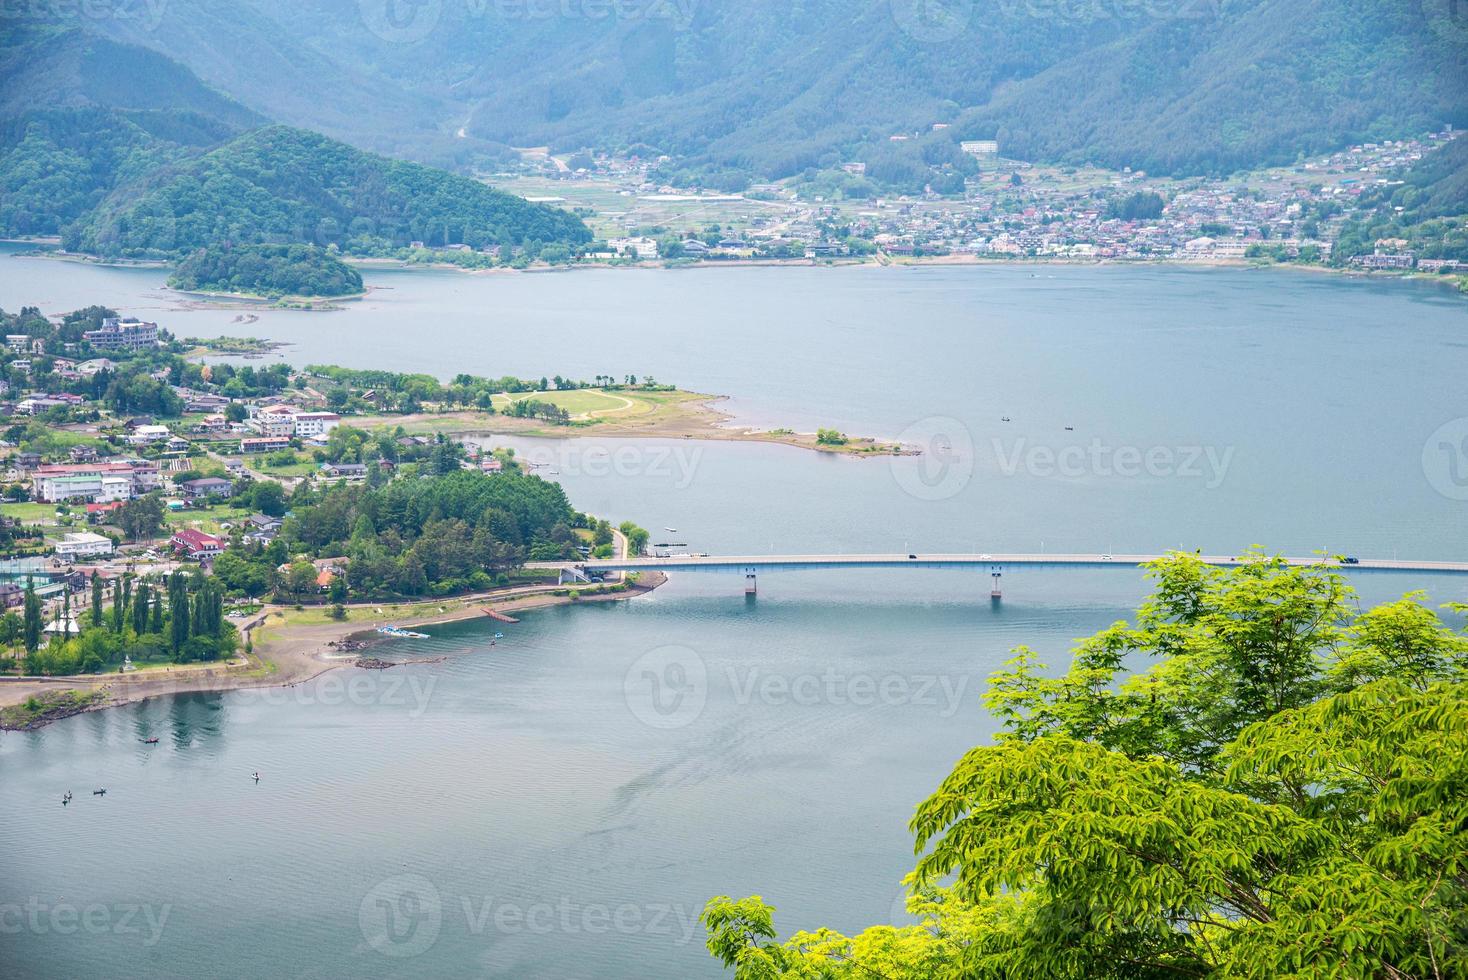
[244,404,341,441]
[31,460,161,504]
[547,129,1459,270]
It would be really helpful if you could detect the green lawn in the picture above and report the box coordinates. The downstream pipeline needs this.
[163,505,254,534]
[491,388,652,420]
[2,501,67,526]
[258,459,320,478]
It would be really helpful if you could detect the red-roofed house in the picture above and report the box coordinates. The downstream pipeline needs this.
[171,528,224,559]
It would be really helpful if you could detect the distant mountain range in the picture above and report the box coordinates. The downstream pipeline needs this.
[0,28,591,256]
[46,0,1468,181]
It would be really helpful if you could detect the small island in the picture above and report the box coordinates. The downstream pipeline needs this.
[169,243,365,302]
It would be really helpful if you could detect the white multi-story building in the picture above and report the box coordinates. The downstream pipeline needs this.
[291,412,341,438]
[83,317,160,352]
[33,462,154,502]
[55,532,114,559]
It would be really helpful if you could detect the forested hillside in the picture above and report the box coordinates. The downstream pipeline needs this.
[0,27,260,236]
[69,0,1468,179]
[168,243,365,298]
[0,30,591,257]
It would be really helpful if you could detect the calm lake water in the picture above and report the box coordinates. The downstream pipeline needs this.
[2,250,1466,977]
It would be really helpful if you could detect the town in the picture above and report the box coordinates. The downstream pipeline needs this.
[0,308,657,677]
[483,128,1463,277]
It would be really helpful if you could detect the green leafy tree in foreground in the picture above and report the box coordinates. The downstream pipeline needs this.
[703,553,1468,979]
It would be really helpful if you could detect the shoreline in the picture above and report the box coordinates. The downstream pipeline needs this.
[357,395,917,457]
[0,572,667,728]
[10,241,1460,297]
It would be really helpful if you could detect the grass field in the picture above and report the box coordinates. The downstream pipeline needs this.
[163,505,253,534]
[1,502,66,525]
[491,388,653,420]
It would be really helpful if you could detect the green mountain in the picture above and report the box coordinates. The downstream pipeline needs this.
[0,27,260,236]
[74,125,591,257]
[0,29,591,255]
[75,0,1468,179]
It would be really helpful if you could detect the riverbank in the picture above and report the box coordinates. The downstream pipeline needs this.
[0,572,667,727]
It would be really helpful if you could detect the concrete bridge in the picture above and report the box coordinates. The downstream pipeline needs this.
[532,553,1468,598]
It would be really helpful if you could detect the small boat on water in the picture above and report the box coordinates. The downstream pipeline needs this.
[375,627,428,642]
[251,771,260,782]
[376,626,430,639]
[62,792,72,805]
[493,632,505,639]
[141,737,159,744]
[92,788,106,796]
[664,526,677,532]
[1001,416,1012,423]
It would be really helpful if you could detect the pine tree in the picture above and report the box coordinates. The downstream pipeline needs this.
[110,577,124,633]
[91,573,103,628]
[22,577,41,653]
[132,582,150,636]
[149,593,163,635]
[168,573,189,655]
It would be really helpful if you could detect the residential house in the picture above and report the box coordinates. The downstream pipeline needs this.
[320,462,368,481]
[244,513,283,542]
[240,436,290,454]
[76,358,116,376]
[171,528,225,559]
[125,424,171,446]
[178,477,234,500]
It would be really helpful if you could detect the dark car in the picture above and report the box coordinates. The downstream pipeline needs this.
[1341,556,1360,564]
[908,554,918,559]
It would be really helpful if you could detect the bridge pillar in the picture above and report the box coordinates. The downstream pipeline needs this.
[990,566,1003,602]
[744,568,757,596]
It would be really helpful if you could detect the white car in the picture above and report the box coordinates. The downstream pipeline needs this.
[979,554,993,560]
[1100,554,1113,561]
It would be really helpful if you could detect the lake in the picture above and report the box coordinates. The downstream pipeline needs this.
[2,251,1465,977]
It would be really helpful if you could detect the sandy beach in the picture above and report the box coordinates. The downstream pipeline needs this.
[0,573,666,726]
